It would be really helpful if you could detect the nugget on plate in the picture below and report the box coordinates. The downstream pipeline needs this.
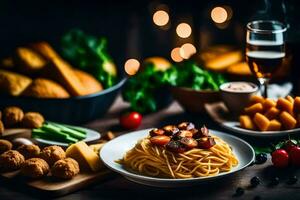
[22,112,44,128]
[21,158,49,178]
[0,150,25,172]
[3,106,24,127]
[51,158,80,179]
[0,139,13,154]
[17,144,40,159]
[40,145,66,166]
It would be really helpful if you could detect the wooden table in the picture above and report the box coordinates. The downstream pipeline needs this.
[1,96,299,200]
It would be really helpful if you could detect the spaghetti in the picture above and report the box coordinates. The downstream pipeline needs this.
[118,134,238,179]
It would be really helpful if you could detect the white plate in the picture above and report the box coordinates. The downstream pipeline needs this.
[100,128,255,187]
[205,102,300,138]
[34,126,101,147]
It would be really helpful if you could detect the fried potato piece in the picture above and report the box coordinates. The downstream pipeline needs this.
[40,145,66,166]
[294,97,300,114]
[3,106,24,127]
[21,112,44,128]
[239,115,255,130]
[1,57,14,69]
[264,107,280,120]
[74,69,103,95]
[244,103,264,115]
[263,98,276,110]
[286,95,294,104]
[17,144,41,159]
[22,78,70,98]
[253,113,270,131]
[0,150,25,172]
[0,139,13,154]
[279,111,297,130]
[30,41,60,60]
[0,69,32,96]
[0,121,4,135]
[21,158,49,178]
[205,51,243,71]
[249,95,265,105]
[226,62,252,76]
[15,47,47,74]
[267,120,282,131]
[51,158,80,179]
[43,58,86,96]
[277,98,293,114]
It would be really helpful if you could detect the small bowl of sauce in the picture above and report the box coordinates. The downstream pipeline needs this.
[220,82,258,115]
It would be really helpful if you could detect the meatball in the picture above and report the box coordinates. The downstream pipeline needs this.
[0,120,4,135]
[3,106,24,127]
[0,139,13,154]
[22,112,44,128]
[21,158,49,178]
[51,158,80,179]
[0,150,25,172]
[40,145,66,166]
[17,144,40,159]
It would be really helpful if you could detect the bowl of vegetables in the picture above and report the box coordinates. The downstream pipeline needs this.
[0,30,125,124]
[167,61,226,113]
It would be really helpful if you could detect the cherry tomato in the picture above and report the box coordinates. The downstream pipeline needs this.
[119,111,142,130]
[283,140,297,154]
[289,146,300,167]
[150,136,171,146]
[271,149,289,168]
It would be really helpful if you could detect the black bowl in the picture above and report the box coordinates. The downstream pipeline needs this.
[0,78,126,125]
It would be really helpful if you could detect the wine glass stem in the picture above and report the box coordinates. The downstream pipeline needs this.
[258,78,269,98]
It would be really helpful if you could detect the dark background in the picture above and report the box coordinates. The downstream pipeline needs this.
[0,0,299,92]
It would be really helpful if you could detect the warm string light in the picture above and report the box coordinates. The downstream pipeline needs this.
[176,23,192,38]
[211,7,228,24]
[180,43,197,59]
[124,59,140,76]
[153,10,169,27]
[171,47,183,62]
[171,43,197,62]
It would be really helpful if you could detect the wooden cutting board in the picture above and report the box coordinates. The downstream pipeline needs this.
[0,169,111,196]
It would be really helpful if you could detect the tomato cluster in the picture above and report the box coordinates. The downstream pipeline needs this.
[149,122,216,153]
[271,140,300,168]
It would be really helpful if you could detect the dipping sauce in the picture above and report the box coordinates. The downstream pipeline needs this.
[221,82,257,93]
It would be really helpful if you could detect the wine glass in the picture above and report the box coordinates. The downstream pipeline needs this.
[246,20,287,97]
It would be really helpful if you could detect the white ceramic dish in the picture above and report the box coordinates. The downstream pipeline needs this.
[100,128,255,187]
[205,102,300,138]
[34,126,101,147]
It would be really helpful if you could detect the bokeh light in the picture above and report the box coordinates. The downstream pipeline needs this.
[153,10,169,26]
[179,43,197,59]
[224,6,233,21]
[211,7,228,24]
[124,59,140,76]
[176,23,192,38]
[171,47,183,62]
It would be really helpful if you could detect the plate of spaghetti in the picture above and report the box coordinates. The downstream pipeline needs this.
[100,122,255,187]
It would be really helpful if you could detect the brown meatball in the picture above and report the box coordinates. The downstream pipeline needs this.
[0,150,25,172]
[0,120,4,135]
[3,106,24,127]
[0,139,13,154]
[17,144,40,159]
[21,158,49,178]
[22,112,44,128]
[40,145,66,166]
[51,158,80,179]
